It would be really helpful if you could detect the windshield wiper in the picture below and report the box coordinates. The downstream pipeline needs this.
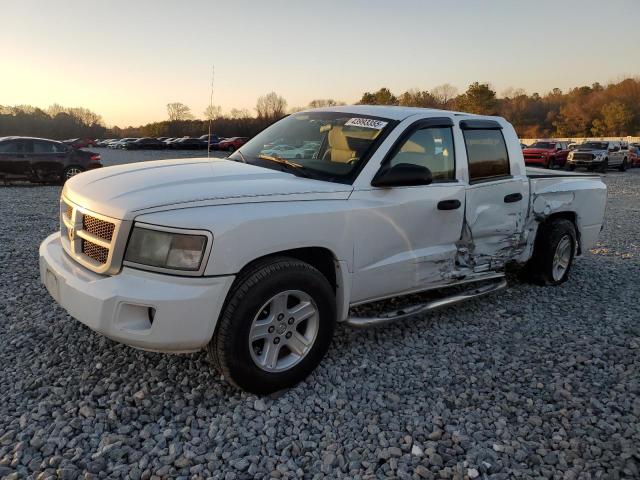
[257,154,310,177]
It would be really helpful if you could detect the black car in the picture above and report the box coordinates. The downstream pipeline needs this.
[0,136,102,184]
[122,137,167,150]
[198,134,221,149]
[169,137,206,150]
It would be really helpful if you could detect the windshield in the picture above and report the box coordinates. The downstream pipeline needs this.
[581,142,608,150]
[229,112,394,183]
[528,142,556,149]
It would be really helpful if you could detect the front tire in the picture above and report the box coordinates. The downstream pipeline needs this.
[599,158,608,173]
[208,257,336,394]
[547,157,555,169]
[527,219,576,286]
[619,158,627,172]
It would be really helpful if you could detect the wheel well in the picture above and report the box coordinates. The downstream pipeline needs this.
[539,211,581,254]
[239,247,338,291]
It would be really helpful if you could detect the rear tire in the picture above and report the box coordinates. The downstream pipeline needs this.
[208,256,336,394]
[526,219,576,286]
[61,166,84,184]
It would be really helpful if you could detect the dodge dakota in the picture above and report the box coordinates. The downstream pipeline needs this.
[40,106,607,394]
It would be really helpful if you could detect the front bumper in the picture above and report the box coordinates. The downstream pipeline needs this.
[39,233,235,353]
[524,157,548,166]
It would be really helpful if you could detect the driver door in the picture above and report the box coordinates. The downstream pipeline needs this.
[350,121,465,303]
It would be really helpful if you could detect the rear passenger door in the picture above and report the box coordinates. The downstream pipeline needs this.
[460,121,528,272]
[31,140,67,180]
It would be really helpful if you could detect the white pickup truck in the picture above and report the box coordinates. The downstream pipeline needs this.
[40,106,607,394]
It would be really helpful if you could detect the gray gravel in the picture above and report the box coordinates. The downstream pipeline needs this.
[1,159,639,479]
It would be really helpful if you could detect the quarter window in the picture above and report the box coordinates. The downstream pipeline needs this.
[463,129,510,182]
[0,141,19,153]
[388,127,455,182]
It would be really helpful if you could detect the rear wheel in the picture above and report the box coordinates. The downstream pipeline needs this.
[61,166,84,184]
[208,257,336,394]
[526,219,576,286]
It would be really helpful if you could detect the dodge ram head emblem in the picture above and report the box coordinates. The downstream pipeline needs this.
[68,226,75,242]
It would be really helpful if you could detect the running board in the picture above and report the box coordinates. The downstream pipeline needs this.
[345,278,508,328]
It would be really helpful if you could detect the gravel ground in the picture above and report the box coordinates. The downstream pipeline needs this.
[0,162,639,479]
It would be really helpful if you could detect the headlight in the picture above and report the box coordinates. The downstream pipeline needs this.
[124,225,210,273]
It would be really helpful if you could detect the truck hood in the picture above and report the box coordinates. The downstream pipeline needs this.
[523,148,552,154]
[63,158,353,220]
[574,148,605,153]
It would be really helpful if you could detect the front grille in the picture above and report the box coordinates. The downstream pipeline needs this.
[82,240,109,264]
[83,215,115,241]
[60,197,123,274]
[573,153,594,161]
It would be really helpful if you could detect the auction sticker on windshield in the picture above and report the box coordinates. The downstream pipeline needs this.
[344,118,388,130]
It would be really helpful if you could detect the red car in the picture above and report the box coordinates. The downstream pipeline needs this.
[627,144,639,167]
[218,137,248,152]
[62,138,97,149]
[522,140,570,169]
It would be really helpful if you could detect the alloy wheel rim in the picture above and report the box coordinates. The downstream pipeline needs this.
[65,168,82,179]
[248,290,319,373]
[552,235,572,281]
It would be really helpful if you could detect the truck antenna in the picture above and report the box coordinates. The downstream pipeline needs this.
[207,65,214,159]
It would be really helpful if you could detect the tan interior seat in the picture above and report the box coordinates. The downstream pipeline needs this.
[326,127,356,163]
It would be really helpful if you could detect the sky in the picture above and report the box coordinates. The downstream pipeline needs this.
[1,0,639,127]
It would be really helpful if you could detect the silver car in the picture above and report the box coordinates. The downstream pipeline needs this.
[566,140,628,172]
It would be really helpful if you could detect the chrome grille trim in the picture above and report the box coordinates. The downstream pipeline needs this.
[60,196,130,275]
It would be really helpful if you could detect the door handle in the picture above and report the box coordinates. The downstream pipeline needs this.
[504,193,523,203]
[437,199,461,210]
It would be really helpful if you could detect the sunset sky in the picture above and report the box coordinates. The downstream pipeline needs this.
[2,0,638,127]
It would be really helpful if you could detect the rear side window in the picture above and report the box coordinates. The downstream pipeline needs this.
[463,129,510,182]
[33,140,65,153]
[388,127,455,182]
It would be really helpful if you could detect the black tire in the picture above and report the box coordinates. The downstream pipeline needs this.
[60,165,85,184]
[208,256,336,394]
[526,219,576,286]
[598,158,608,173]
[547,157,555,169]
[618,158,627,172]
[566,164,575,171]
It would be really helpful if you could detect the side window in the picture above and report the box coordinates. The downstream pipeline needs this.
[463,129,510,182]
[388,127,455,182]
[33,140,57,153]
[0,141,19,153]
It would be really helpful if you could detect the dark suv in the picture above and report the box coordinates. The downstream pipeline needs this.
[0,136,102,184]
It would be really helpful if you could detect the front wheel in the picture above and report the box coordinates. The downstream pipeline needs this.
[547,157,555,169]
[527,219,576,286]
[599,158,608,173]
[208,257,336,394]
[619,158,627,172]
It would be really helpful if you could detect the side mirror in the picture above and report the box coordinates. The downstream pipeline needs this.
[372,163,433,188]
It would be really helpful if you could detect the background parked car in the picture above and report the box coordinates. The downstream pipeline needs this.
[0,136,101,183]
[199,134,221,149]
[218,136,248,152]
[122,137,167,150]
[629,143,640,167]
[168,137,206,150]
[566,140,627,172]
[108,138,138,149]
[62,138,97,149]
[522,140,569,168]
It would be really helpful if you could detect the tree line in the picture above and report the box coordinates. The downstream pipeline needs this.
[1,78,639,140]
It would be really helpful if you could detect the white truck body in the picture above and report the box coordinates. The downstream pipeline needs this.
[39,106,606,391]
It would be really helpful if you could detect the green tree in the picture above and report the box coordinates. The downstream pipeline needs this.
[358,88,398,105]
[456,82,498,115]
[398,89,438,108]
[599,101,633,136]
